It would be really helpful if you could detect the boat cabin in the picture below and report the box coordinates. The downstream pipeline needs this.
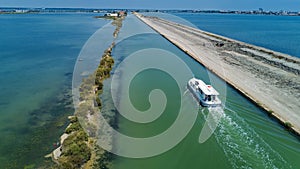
[188,78,221,106]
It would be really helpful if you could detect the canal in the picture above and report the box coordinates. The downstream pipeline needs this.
[100,15,300,169]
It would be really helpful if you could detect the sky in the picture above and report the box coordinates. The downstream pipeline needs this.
[1,0,300,11]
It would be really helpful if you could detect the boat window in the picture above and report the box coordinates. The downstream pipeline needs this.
[212,96,215,101]
[208,95,211,101]
[195,81,199,85]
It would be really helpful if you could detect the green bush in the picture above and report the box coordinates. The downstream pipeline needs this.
[65,122,81,134]
[60,120,91,169]
[69,116,78,123]
[96,81,103,90]
[96,97,102,107]
[284,122,293,128]
[267,110,274,116]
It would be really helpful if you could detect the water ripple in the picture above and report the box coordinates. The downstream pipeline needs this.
[202,107,291,169]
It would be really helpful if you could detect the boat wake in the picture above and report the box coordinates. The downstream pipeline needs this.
[200,106,290,169]
[183,89,189,96]
[198,106,224,143]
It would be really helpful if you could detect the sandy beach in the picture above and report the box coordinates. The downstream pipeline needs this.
[135,13,300,134]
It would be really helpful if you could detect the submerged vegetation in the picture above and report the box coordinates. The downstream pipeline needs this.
[46,15,124,169]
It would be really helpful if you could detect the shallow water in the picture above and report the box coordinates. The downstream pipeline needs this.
[0,13,108,168]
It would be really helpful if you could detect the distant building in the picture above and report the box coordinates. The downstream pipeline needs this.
[15,9,29,13]
[118,11,127,17]
[104,11,127,17]
[105,13,118,17]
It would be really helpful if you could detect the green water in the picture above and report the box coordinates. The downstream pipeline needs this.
[101,15,300,169]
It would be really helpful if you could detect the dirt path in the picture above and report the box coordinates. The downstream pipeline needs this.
[135,13,300,135]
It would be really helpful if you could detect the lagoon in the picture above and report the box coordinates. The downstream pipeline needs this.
[0,13,108,168]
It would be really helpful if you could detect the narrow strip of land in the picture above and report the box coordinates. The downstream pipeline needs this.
[135,13,300,134]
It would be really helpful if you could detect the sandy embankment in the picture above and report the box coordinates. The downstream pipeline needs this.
[135,13,300,134]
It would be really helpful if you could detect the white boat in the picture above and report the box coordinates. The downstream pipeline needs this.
[187,78,221,107]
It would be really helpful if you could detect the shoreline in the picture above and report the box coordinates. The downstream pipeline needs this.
[45,16,125,168]
[135,13,300,136]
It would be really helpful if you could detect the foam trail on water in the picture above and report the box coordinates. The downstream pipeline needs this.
[200,107,290,169]
[199,106,224,143]
[183,89,189,96]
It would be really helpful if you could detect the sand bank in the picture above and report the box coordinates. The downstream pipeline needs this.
[135,13,300,135]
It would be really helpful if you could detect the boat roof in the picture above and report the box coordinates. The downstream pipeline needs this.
[190,78,219,95]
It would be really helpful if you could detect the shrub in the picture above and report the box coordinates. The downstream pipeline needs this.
[96,97,102,107]
[69,116,78,123]
[65,122,81,134]
[60,141,91,168]
[284,122,293,128]
[267,110,274,116]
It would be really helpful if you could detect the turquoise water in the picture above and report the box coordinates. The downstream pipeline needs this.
[0,13,108,168]
[174,13,300,58]
[108,15,300,169]
[1,12,300,169]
